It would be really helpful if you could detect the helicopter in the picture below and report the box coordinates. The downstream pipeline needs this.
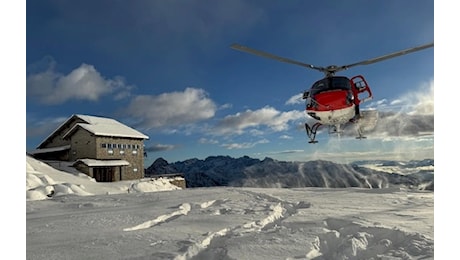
[230,42,434,143]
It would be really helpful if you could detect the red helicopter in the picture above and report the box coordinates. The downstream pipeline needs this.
[230,42,434,143]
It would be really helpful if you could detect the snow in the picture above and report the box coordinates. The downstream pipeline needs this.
[74,158,130,167]
[38,114,148,149]
[28,145,71,154]
[69,114,149,139]
[26,155,182,200]
[26,155,434,259]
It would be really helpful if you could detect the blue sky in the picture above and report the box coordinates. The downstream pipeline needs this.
[24,0,435,166]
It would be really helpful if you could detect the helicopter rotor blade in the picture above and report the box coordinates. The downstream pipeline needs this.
[230,43,325,73]
[340,42,434,71]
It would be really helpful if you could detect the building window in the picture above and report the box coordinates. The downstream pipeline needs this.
[133,168,138,172]
[127,144,131,149]
[120,150,125,155]
[132,150,138,155]
[101,143,107,148]
[113,144,117,149]
[108,149,114,155]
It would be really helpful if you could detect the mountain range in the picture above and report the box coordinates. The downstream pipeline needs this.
[145,156,434,190]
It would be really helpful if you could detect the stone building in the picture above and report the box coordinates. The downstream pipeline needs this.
[30,114,149,182]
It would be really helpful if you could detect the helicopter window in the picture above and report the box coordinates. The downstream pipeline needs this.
[331,77,351,90]
[353,79,366,90]
[310,79,328,96]
[310,77,351,96]
[312,81,325,90]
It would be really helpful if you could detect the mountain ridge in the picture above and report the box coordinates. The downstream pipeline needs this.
[145,156,434,190]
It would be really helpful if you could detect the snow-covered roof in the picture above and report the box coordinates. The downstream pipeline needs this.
[28,145,71,154]
[54,114,149,142]
[74,159,130,167]
[38,114,148,148]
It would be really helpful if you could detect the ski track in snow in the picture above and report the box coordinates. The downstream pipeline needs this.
[174,190,300,260]
[124,199,231,232]
[122,190,307,259]
[123,203,191,231]
[122,189,433,260]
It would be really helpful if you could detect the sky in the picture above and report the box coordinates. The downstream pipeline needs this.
[26,154,434,259]
[23,0,436,167]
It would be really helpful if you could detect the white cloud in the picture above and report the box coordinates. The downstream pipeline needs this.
[199,138,219,145]
[219,103,233,110]
[285,93,304,105]
[26,115,67,139]
[221,139,269,149]
[390,99,402,106]
[249,129,265,136]
[125,88,217,129]
[363,79,434,115]
[265,149,304,155]
[350,79,434,138]
[27,60,133,105]
[405,79,434,115]
[213,106,305,135]
[145,144,177,152]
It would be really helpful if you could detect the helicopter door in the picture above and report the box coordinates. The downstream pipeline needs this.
[351,75,373,104]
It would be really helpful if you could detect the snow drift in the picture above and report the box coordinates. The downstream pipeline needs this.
[26,155,183,201]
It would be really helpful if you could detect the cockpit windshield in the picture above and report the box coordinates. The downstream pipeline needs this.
[310,76,351,96]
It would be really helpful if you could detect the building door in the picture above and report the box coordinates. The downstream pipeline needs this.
[93,167,113,182]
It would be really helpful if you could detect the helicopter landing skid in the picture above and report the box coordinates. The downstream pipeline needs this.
[355,122,367,140]
[305,122,322,143]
